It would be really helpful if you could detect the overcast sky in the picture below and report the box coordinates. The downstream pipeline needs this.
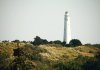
[0,0,100,44]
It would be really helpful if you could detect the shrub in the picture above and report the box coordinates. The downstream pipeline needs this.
[69,39,82,47]
[12,40,20,43]
[32,36,48,45]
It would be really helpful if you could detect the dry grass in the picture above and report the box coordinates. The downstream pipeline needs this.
[74,46,100,57]
[38,45,100,62]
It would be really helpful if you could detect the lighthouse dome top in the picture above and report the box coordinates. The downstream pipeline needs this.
[65,11,68,14]
[65,11,69,15]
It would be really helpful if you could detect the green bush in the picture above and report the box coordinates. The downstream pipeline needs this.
[83,52,100,70]
[69,39,82,47]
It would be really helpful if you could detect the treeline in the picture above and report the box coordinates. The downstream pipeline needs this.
[1,36,100,47]
[32,36,82,47]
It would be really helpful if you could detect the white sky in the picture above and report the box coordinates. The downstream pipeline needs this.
[0,0,100,44]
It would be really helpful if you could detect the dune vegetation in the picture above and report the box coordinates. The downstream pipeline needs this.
[0,40,100,70]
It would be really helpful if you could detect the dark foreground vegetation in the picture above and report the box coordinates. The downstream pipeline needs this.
[0,36,100,70]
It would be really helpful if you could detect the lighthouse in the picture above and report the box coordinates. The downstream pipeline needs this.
[63,11,71,44]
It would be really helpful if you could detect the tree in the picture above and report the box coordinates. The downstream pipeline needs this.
[2,40,9,43]
[32,36,43,45]
[42,39,48,44]
[69,39,82,47]
[62,41,66,46]
[32,36,49,45]
[53,40,62,44]
[12,39,20,43]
